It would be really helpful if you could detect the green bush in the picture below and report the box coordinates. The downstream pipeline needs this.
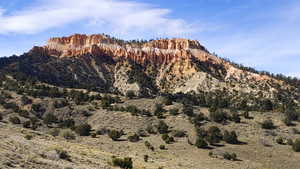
[261,120,275,129]
[159,145,166,150]
[75,123,92,136]
[108,130,123,141]
[9,116,21,124]
[18,110,29,118]
[23,120,31,128]
[276,137,284,145]
[143,155,149,162]
[283,117,293,126]
[128,133,140,142]
[48,128,60,137]
[172,130,186,138]
[157,121,169,134]
[169,108,179,116]
[25,134,33,140]
[192,113,207,126]
[59,119,75,128]
[223,152,237,161]
[154,104,165,118]
[195,137,208,149]
[145,141,154,151]
[206,126,222,145]
[292,139,300,152]
[223,130,238,144]
[287,138,294,145]
[146,125,157,134]
[162,96,172,105]
[60,129,76,140]
[182,105,194,117]
[161,134,174,144]
[112,156,133,169]
[209,110,227,123]
[21,95,32,105]
[230,112,241,123]
[55,148,71,161]
[126,91,135,99]
[43,113,58,125]
[243,111,251,119]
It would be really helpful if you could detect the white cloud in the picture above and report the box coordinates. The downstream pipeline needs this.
[0,0,196,36]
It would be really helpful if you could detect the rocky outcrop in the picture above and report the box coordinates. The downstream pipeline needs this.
[4,33,293,99]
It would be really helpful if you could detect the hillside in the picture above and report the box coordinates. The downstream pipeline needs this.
[0,34,300,169]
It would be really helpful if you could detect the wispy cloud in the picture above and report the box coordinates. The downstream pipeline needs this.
[202,1,300,77]
[0,0,196,37]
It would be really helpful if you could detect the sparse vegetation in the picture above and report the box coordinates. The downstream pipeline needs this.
[112,156,133,169]
[60,129,76,140]
[292,139,300,152]
[74,123,92,136]
[9,116,21,124]
[223,130,239,144]
[209,110,227,123]
[261,119,275,129]
[108,129,123,141]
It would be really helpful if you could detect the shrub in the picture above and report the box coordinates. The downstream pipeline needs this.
[162,96,172,105]
[59,119,75,128]
[243,111,250,119]
[54,100,68,108]
[182,105,194,117]
[230,112,241,123]
[276,137,284,145]
[287,138,294,145]
[43,113,58,125]
[126,91,135,99]
[60,129,76,140]
[128,133,140,142]
[112,156,133,169]
[223,152,237,161]
[55,148,71,161]
[157,121,169,134]
[283,117,293,126]
[0,113,2,121]
[75,123,92,136]
[18,110,29,118]
[169,108,179,116]
[196,127,208,138]
[206,126,222,145]
[261,120,275,129]
[154,104,165,118]
[23,120,31,128]
[209,110,227,123]
[195,137,208,149]
[91,133,97,138]
[192,113,207,126]
[9,116,21,124]
[145,141,154,151]
[146,125,157,134]
[161,134,174,144]
[223,130,238,144]
[108,130,123,141]
[159,145,166,150]
[172,130,186,138]
[25,134,33,140]
[292,139,300,152]
[285,110,299,121]
[96,128,109,135]
[48,128,60,137]
[21,95,32,105]
[144,155,149,162]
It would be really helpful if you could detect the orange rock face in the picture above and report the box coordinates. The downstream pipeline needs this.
[44,34,215,65]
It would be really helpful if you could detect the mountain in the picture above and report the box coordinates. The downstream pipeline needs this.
[0,33,299,109]
[1,34,300,169]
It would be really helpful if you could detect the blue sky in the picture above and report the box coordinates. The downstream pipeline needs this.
[0,0,299,77]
